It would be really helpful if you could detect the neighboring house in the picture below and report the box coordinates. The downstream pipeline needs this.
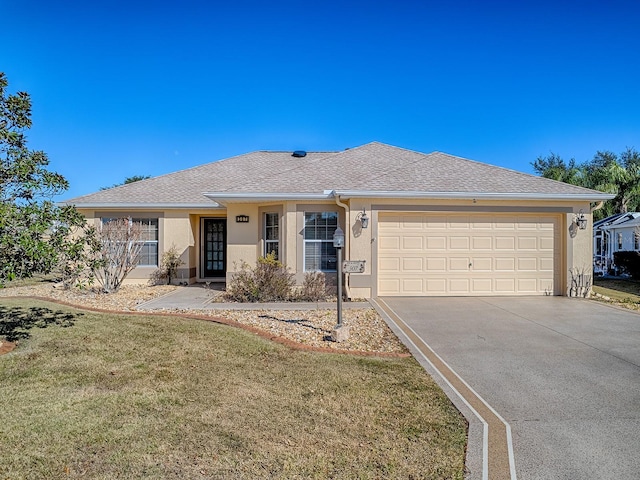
[64,142,613,297]
[593,212,640,275]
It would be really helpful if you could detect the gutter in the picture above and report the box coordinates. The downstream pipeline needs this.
[333,190,616,202]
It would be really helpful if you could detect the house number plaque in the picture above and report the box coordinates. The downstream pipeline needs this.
[342,260,366,273]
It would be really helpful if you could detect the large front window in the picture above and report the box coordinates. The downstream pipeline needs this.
[101,217,158,267]
[304,212,338,271]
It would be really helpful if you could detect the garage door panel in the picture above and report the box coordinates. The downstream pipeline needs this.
[539,257,554,271]
[495,237,516,250]
[472,278,493,292]
[472,237,492,249]
[379,236,400,250]
[402,236,423,249]
[517,236,538,250]
[426,258,447,271]
[450,257,471,271]
[540,237,554,250]
[518,257,538,271]
[402,279,424,293]
[426,278,447,293]
[449,236,470,249]
[379,257,400,272]
[427,237,447,249]
[378,213,559,296]
[471,257,492,271]
[449,278,470,293]
[495,257,516,271]
[402,257,423,271]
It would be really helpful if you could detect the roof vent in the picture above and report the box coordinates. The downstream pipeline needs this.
[292,150,307,158]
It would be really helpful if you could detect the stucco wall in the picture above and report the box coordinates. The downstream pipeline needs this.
[225,204,260,283]
[80,198,596,297]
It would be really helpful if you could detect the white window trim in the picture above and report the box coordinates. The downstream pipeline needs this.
[100,216,159,267]
[264,212,279,259]
[303,212,338,272]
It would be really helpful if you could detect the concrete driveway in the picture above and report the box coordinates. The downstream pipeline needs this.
[374,297,640,480]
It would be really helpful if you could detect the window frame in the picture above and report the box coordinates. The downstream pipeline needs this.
[100,216,159,267]
[303,211,339,272]
[264,212,280,259]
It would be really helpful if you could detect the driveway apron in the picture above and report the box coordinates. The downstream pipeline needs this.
[377,297,640,480]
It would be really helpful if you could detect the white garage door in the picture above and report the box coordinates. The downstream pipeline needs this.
[378,213,561,296]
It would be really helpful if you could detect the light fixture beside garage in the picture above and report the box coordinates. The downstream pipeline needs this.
[355,208,369,228]
[574,210,587,230]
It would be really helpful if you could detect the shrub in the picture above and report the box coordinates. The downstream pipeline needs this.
[224,253,295,302]
[296,271,330,301]
[149,244,185,285]
[614,251,640,279]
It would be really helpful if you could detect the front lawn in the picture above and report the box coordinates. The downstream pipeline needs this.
[0,298,467,479]
[593,277,640,309]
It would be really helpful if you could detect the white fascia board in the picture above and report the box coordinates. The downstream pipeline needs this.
[202,192,332,204]
[331,190,616,202]
[58,202,223,209]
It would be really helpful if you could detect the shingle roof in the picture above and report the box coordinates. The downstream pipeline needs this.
[64,142,612,207]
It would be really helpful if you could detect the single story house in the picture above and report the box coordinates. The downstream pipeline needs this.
[593,212,640,275]
[64,142,613,297]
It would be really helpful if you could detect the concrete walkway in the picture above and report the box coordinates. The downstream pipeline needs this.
[136,284,371,311]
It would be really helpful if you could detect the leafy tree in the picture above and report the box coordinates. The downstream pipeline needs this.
[100,175,151,190]
[0,72,98,286]
[585,149,640,215]
[532,153,584,185]
[532,148,640,220]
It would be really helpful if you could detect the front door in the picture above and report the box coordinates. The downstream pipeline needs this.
[202,218,226,277]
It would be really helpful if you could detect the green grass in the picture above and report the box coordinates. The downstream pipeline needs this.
[593,277,640,307]
[0,298,467,479]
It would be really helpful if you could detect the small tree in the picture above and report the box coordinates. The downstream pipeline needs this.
[150,244,184,285]
[0,72,96,286]
[92,218,145,293]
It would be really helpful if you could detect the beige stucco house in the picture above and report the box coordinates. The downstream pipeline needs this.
[64,142,613,297]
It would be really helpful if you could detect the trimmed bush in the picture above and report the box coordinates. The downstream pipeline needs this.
[613,251,640,279]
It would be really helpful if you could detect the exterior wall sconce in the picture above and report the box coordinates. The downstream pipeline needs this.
[235,215,249,223]
[575,210,587,230]
[355,208,369,228]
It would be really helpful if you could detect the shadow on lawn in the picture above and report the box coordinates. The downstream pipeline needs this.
[0,306,83,342]
[257,314,332,335]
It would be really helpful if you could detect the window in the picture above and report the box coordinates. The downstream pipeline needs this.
[101,217,158,267]
[618,233,623,250]
[136,218,159,266]
[304,212,338,271]
[264,213,279,259]
[635,232,639,250]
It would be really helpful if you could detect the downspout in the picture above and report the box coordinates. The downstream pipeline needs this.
[334,193,352,299]
[591,201,607,275]
[591,201,604,214]
[591,202,605,273]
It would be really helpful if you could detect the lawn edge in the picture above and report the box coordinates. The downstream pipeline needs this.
[0,295,411,359]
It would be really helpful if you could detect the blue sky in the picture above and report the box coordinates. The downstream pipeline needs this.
[3,0,639,199]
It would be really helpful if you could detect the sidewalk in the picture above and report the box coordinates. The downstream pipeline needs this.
[136,284,372,311]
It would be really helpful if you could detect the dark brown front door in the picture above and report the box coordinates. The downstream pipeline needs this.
[203,219,226,277]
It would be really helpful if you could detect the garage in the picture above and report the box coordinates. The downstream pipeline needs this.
[377,212,562,296]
